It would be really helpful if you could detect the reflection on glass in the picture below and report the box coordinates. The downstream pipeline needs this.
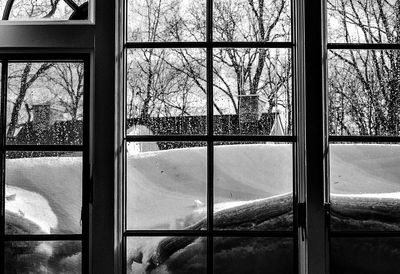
[328,49,400,136]
[214,143,293,231]
[127,237,207,274]
[7,62,84,145]
[213,0,291,42]
[213,48,292,135]
[330,144,400,231]
[5,241,81,273]
[214,237,293,274]
[5,152,82,234]
[127,0,206,42]
[327,0,397,44]
[126,142,207,230]
[4,0,88,20]
[126,49,207,136]
[330,237,400,274]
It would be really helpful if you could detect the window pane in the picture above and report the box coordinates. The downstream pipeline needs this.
[328,50,400,136]
[127,237,207,274]
[213,48,292,135]
[5,241,81,273]
[214,237,293,274]
[127,0,206,42]
[1,0,88,20]
[126,49,207,136]
[330,144,400,231]
[327,0,398,44]
[214,143,293,231]
[213,0,291,42]
[7,62,84,145]
[126,142,207,230]
[5,152,82,234]
[330,237,400,274]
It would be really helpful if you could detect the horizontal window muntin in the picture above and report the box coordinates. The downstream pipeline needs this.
[125,42,294,48]
[328,43,400,50]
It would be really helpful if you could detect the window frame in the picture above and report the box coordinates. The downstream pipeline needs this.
[121,0,302,273]
[0,53,91,273]
[0,1,119,274]
[2,0,398,273]
[325,3,400,273]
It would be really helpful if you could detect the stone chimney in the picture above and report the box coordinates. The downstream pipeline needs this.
[32,103,51,131]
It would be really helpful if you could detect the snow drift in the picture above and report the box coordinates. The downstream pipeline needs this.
[4,144,400,273]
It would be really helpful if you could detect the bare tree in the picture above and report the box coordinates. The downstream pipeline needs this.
[127,0,207,122]
[328,0,400,135]
[127,0,292,133]
[46,63,84,121]
[7,63,54,137]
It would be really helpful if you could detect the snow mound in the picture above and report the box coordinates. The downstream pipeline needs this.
[6,185,57,234]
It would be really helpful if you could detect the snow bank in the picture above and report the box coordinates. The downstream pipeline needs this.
[5,144,400,233]
[6,156,82,234]
[6,185,57,234]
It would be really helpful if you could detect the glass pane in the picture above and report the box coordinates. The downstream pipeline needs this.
[213,0,291,42]
[5,241,81,273]
[327,0,397,44]
[127,237,207,274]
[127,0,206,42]
[7,62,84,145]
[126,142,207,230]
[2,0,88,20]
[214,143,293,231]
[5,151,82,234]
[214,237,293,274]
[126,49,207,136]
[330,144,400,231]
[328,50,400,136]
[330,237,400,274]
[213,48,292,135]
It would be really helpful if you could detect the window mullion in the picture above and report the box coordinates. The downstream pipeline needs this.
[302,0,329,273]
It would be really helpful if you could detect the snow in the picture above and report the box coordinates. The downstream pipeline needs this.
[6,185,57,234]
[4,144,400,272]
[6,156,82,234]
[6,144,400,233]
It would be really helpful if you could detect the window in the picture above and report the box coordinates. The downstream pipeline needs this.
[1,56,90,273]
[327,0,400,273]
[0,0,109,273]
[123,0,298,273]
[0,0,399,273]
[122,0,400,273]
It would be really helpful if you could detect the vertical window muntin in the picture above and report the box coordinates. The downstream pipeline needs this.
[123,0,297,273]
[0,54,90,273]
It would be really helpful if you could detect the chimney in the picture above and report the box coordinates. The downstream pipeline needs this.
[32,103,51,131]
[238,94,259,134]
